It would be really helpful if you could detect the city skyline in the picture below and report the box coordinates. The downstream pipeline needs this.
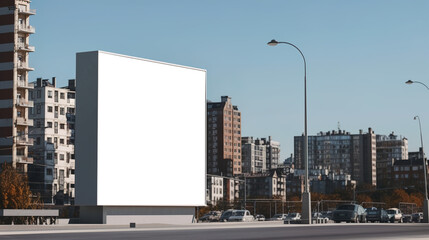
[28,0,429,159]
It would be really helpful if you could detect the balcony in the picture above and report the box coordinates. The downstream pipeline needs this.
[16,99,33,108]
[16,136,34,146]
[18,8,36,15]
[18,25,35,34]
[16,155,33,164]
[17,43,35,52]
[17,62,34,71]
[16,117,33,126]
[17,80,33,89]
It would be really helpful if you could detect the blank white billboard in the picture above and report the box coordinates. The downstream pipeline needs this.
[76,51,206,206]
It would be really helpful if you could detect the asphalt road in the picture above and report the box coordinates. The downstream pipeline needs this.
[1,223,429,240]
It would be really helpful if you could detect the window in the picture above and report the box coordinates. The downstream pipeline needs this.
[47,122,52,128]
[46,152,53,160]
[48,106,53,112]
[60,124,65,129]
[60,92,65,99]
[60,139,64,144]
[67,92,75,99]
[37,90,41,98]
[36,137,40,145]
[36,105,41,114]
[60,154,64,160]
[54,169,57,180]
[48,90,53,98]
[60,107,65,115]
[46,169,53,175]
[30,91,33,99]
[47,137,52,143]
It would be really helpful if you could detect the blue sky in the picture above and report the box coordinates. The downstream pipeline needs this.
[29,0,429,160]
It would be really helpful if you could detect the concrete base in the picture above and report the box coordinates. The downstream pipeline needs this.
[301,192,311,224]
[79,206,196,225]
[423,199,429,223]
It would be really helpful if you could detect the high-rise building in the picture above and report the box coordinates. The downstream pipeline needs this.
[241,136,281,174]
[265,136,280,170]
[376,132,408,188]
[241,137,266,173]
[0,0,35,172]
[207,96,242,176]
[28,78,76,204]
[376,132,408,161]
[294,128,376,186]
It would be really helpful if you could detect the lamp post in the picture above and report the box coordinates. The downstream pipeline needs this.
[406,80,429,90]
[406,80,429,223]
[414,115,429,223]
[267,39,311,224]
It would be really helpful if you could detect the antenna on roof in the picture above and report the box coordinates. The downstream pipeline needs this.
[337,121,341,131]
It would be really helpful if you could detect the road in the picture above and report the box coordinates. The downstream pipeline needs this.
[1,222,429,240]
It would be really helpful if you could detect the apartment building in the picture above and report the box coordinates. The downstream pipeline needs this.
[243,169,286,201]
[391,157,427,191]
[241,136,281,174]
[294,128,377,186]
[207,96,242,176]
[206,175,224,205]
[376,132,408,188]
[28,78,76,204]
[242,137,266,173]
[265,136,280,170]
[0,0,35,172]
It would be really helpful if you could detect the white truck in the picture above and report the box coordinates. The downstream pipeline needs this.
[387,208,403,223]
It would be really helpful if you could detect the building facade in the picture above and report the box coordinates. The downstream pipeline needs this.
[294,128,376,186]
[241,136,281,174]
[206,175,224,205]
[241,137,266,174]
[376,132,408,188]
[244,169,286,201]
[0,0,35,172]
[265,136,280,170]
[207,96,242,176]
[28,78,76,204]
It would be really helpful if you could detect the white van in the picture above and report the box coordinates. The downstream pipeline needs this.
[228,210,254,222]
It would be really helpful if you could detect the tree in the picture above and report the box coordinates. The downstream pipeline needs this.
[0,163,33,209]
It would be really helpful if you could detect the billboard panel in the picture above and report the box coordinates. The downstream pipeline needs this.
[76,51,206,206]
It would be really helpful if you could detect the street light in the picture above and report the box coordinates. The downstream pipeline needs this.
[405,79,429,223]
[267,39,311,224]
[414,115,429,223]
[406,80,429,90]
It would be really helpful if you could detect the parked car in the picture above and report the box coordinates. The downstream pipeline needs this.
[199,211,222,222]
[412,212,423,223]
[402,214,412,223]
[228,210,254,222]
[255,214,266,221]
[284,213,301,223]
[320,211,333,220]
[219,209,235,222]
[366,209,389,223]
[332,204,367,223]
[313,212,329,223]
[269,214,288,221]
[387,208,403,223]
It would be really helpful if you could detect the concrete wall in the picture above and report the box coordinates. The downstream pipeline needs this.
[79,206,195,225]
